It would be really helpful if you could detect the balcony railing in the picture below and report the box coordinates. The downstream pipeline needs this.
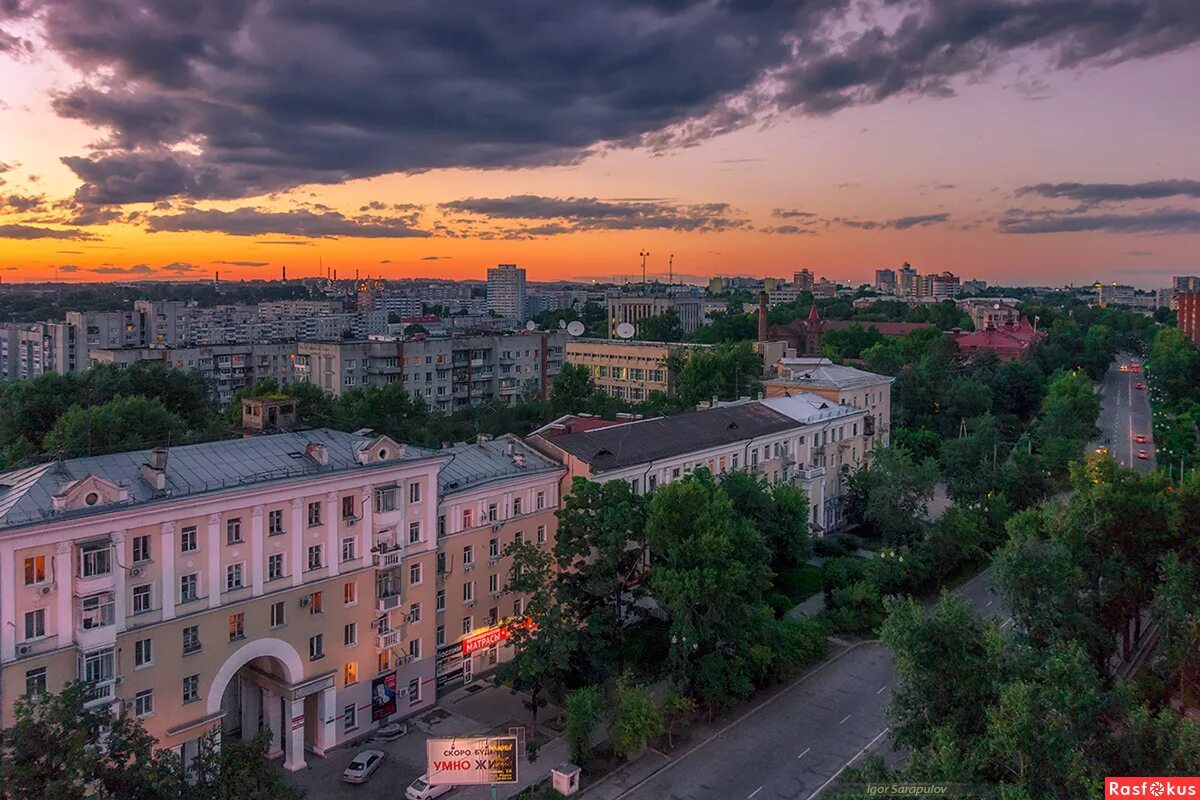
[376,630,400,650]
[83,679,117,708]
[373,549,403,569]
[376,593,402,613]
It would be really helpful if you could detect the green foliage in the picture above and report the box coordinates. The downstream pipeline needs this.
[636,312,684,343]
[564,686,604,765]
[43,395,188,457]
[549,363,597,414]
[845,446,939,545]
[661,688,697,749]
[610,680,663,760]
[670,342,762,409]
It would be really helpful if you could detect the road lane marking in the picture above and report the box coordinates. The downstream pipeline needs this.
[876,686,886,695]
[985,600,993,607]
[798,747,811,759]
[749,786,763,798]
[840,714,852,724]
[807,727,890,800]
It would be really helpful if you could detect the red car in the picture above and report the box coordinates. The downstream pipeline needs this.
[1134,434,1147,443]
[1132,365,1141,373]
[1135,383,1146,390]
[1137,450,1149,460]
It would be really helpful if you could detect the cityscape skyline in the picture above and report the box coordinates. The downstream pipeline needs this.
[1,3,1198,286]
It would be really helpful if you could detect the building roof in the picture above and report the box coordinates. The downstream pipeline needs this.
[776,358,895,390]
[0,429,433,531]
[437,435,562,496]
[537,403,799,473]
[758,393,867,424]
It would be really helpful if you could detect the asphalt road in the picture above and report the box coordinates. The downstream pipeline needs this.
[619,570,1008,800]
[1096,354,1156,474]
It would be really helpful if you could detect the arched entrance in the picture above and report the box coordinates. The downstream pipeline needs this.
[207,638,309,772]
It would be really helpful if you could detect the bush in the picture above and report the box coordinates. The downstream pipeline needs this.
[822,556,867,600]
[564,686,604,764]
[768,591,794,619]
[826,579,886,634]
[776,563,823,602]
[814,534,858,557]
[762,616,828,682]
[611,680,663,761]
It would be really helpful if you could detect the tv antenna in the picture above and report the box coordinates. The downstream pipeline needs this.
[668,253,674,285]
[639,250,650,287]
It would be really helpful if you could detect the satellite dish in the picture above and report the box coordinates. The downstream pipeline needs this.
[567,321,586,337]
[525,320,537,331]
[558,319,568,329]
[615,322,635,339]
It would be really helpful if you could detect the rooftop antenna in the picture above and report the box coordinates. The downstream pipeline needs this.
[639,250,649,287]
[668,253,674,285]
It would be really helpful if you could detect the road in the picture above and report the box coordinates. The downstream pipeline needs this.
[619,570,1009,800]
[1096,353,1156,474]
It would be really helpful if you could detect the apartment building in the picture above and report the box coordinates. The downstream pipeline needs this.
[295,332,567,411]
[564,339,707,401]
[1178,293,1200,347]
[605,294,703,337]
[431,436,563,691]
[0,427,451,771]
[529,394,869,533]
[896,263,919,297]
[0,322,79,380]
[766,357,894,452]
[487,264,527,321]
[918,272,961,300]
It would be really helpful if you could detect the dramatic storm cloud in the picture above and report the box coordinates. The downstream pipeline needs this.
[4,0,1198,207]
[998,207,1200,234]
[144,207,431,238]
[440,195,748,234]
[1018,179,1200,203]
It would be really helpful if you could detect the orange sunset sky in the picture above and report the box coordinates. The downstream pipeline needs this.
[1,1,1198,288]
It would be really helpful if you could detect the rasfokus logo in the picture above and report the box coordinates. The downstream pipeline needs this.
[1107,778,1200,797]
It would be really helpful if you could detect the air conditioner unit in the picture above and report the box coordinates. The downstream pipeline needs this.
[123,700,135,711]
[299,595,311,608]
[491,523,502,533]
[398,687,409,696]
[463,562,474,573]
[464,599,476,608]
[40,585,55,596]
[16,644,32,656]
[130,566,144,578]
[113,676,124,686]
[405,611,418,623]
[346,517,358,527]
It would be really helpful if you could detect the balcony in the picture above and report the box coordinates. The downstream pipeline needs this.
[794,466,827,482]
[373,548,403,569]
[376,630,400,651]
[376,593,403,613]
[83,679,117,709]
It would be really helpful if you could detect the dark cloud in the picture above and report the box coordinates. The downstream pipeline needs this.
[441,195,747,233]
[762,225,818,235]
[212,259,269,267]
[56,250,85,254]
[57,264,82,273]
[0,194,47,213]
[144,206,431,238]
[772,209,818,219]
[87,264,155,275]
[257,240,313,246]
[0,223,98,240]
[827,213,950,230]
[10,0,1196,206]
[1017,179,1200,203]
[421,255,452,260]
[998,207,1200,234]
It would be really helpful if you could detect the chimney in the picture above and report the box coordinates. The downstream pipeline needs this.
[306,442,329,465]
[149,447,168,470]
[757,291,768,342]
[140,448,169,490]
[476,433,493,446]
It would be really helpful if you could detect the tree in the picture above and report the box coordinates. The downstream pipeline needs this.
[720,471,812,572]
[847,446,938,546]
[43,396,187,457]
[637,312,683,342]
[564,686,604,765]
[660,688,696,749]
[940,414,1003,504]
[673,343,762,408]
[549,363,596,414]
[610,680,662,761]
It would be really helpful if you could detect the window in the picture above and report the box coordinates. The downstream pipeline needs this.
[436,625,445,647]
[23,556,46,586]
[489,538,499,560]
[307,502,322,527]
[80,542,112,578]
[226,563,244,591]
[436,589,445,612]
[134,638,153,667]
[489,573,499,594]
[344,703,358,732]
[270,601,285,628]
[341,537,357,562]
[82,648,114,687]
[180,526,198,553]
[409,638,421,660]
[463,582,475,603]
[228,612,245,641]
[307,545,323,571]
[409,482,421,504]
[180,573,198,603]
[80,592,114,629]
[183,625,201,654]
[408,521,421,544]
[132,535,151,563]
[409,602,421,623]
[514,531,524,546]
[133,689,154,718]
[409,678,421,705]
[268,553,284,581]
[183,674,199,704]
[25,666,47,696]
[537,525,547,545]
[374,487,398,513]
[342,495,355,519]
[310,591,323,614]
[226,518,242,545]
[309,634,324,660]
[462,508,474,529]
[487,503,498,522]
[438,515,446,538]
[377,650,390,673]
[409,563,422,585]
[344,661,358,687]
[463,545,474,566]
[535,491,545,510]
[462,616,473,635]
[23,609,45,640]
[132,584,152,614]
[268,509,284,535]
[514,597,523,615]
[344,581,357,605]
[513,496,522,516]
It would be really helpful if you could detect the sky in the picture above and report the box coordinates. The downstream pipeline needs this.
[0,0,1198,288]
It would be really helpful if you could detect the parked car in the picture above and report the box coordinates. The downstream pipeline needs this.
[1138,450,1149,460]
[1135,434,1147,443]
[1135,383,1146,390]
[376,721,409,741]
[342,749,385,784]
[406,774,455,800]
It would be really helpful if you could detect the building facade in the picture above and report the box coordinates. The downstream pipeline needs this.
[486,264,528,321]
[605,294,703,337]
[765,358,894,454]
[564,339,705,401]
[1179,293,1200,347]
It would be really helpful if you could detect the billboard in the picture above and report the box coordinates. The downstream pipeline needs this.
[427,736,519,785]
[371,671,397,721]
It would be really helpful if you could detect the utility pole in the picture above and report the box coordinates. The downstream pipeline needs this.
[639,250,650,288]
[668,253,674,286]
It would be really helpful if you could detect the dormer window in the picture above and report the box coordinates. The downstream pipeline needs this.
[84,492,99,506]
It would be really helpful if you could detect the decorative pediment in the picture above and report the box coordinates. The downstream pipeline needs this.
[357,435,405,465]
[51,474,129,512]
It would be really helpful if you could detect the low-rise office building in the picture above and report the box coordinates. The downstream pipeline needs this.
[564,338,706,401]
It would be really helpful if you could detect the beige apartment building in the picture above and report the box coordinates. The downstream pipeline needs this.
[0,404,561,771]
[564,339,706,401]
[765,358,894,454]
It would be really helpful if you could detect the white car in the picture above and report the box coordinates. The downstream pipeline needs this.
[341,749,385,784]
[406,774,455,799]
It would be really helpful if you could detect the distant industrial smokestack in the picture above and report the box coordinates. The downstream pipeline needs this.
[757,291,768,342]
[281,265,287,283]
